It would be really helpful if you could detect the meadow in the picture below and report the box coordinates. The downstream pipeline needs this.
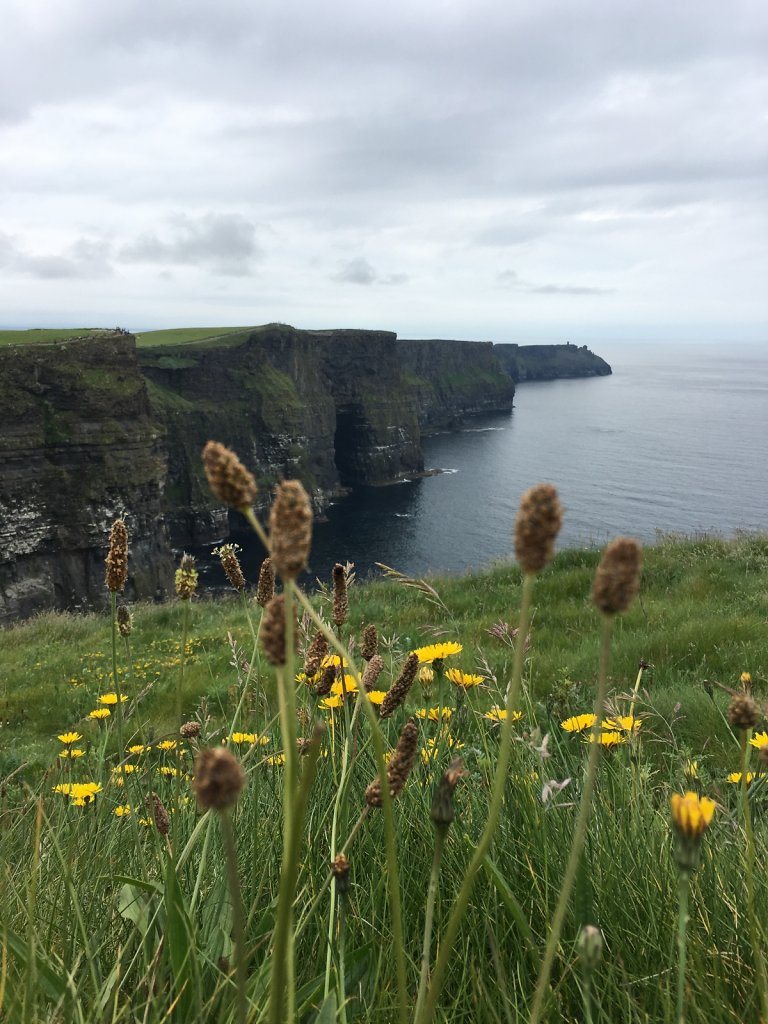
[2,459,768,1024]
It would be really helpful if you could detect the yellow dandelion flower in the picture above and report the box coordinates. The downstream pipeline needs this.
[416,707,453,721]
[57,732,82,744]
[741,672,752,685]
[445,668,484,688]
[69,782,102,800]
[587,731,625,747]
[320,654,347,668]
[127,744,149,754]
[483,707,523,724]
[97,693,128,705]
[319,695,344,711]
[112,764,138,775]
[227,732,256,744]
[750,732,768,751]
[156,740,177,751]
[331,675,358,697]
[411,642,463,664]
[138,817,154,827]
[726,771,763,784]
[114,805,132,817]
[561,714,597,733]
[59,748,85,758]
[368,690,387,705]
[265,754,286,766]
[685,760,699,779]
[602,715,641,733]
[157,766,180,777]
[88,708,111,720]
[670,791,716,840]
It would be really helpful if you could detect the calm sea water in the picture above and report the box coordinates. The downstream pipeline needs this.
[195,342,768,589]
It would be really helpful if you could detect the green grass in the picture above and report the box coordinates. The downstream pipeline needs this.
[134,326,255,348]
[2,535,768,1022]
[0,328,109,347]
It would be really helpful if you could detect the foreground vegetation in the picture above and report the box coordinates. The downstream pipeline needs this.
[2,481,767,1021]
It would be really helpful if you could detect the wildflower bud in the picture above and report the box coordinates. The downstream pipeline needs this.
[418,666,434,687]
[670,790,716,873]
[180,720,201,739]
[202,441,257,510]
[117,605,132,637]
[366,719,419,807]
[175,554,198,600]
[150,793,170,836]
[514,484,563,575]
[331,853,351,896]
[592,538,642,616]
[215,543,246,592]
[431,757,465,833]
[639,659,650,671]
[578,926,604,971]
[362,654,385,693]
[741,671,753,687]
[332,563,348,627]
[303,630,329,678]
[361,623,378,661]
[255,557,275,607]
[379,653,419,720]
[193,747,246,811]
[105,519,129,593]
[269,480,313,580]
[259,595,297,666]
[728,693,759,731]
[314,662,336,697]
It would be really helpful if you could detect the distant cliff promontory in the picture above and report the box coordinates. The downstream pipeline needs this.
[0,325,609,621]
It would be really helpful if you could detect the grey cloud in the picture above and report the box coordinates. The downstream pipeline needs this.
[0,234,113,279]
[381,273,409,286]
[498,269,611,296]
[333,257,377,285]
[120,214,260,276]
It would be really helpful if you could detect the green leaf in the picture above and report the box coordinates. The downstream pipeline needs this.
[117,883,152,939]
[163,854,202,1021]
[313,991,338,1024]
[481,854,540,969]
[2,925,70,1003]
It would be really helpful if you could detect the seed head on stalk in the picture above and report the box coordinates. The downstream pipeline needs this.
[269,480,313,580]
[105,519,129,593]
[202,441,257,511]
[514,484,562,575]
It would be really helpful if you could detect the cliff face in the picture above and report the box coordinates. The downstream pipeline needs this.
[494,343,611,381]
[140,325,424,544]
[0,336,173,623]
[397,339,515,430]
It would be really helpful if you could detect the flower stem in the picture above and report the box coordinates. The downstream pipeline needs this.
[221,807,248,1024]
[110,592,125,758]
[676,869,690,1024]
[414,827,447,1022]
[740,731,768,1022]
[417,571,535,1024]
[528,613,614,1024]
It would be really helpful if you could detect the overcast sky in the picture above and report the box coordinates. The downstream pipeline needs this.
[1,0,766,342]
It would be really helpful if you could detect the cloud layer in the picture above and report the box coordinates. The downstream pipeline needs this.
[1,0,766,340]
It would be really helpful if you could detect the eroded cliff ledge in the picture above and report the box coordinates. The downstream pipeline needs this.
[494,342,611,381]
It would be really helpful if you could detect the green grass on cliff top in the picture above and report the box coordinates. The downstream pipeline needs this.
[0,327,109,347]
[0,326,258,349]
[2,533,767,777]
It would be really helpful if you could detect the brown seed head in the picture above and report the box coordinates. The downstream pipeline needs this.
[361,623,378,662]
[431,756,466,832]
[331,853,351,895]
[268,480,313,579]
[303,629,329,678]
[362,654,385,693]
[366,719,419,807]
[259,594,297,666]
[180,720,201,739]
[592,538,642,615]
[728,692,759,731]
[314,662,337,697]
[215,543,246,591]
[150,793,170,836]
[332,563,348,627]
[379,653,419,719]
[202,441,257,510]
[117,605,132,637]
[192,747,246,811]
[514,484,563,575]
[105,519,129,593]
[175,553,198,600]
[255,557,275,607]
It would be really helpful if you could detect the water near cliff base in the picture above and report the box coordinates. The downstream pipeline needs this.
[196,341,768,589]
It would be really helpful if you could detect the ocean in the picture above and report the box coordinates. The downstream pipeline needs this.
[195,341,768,589]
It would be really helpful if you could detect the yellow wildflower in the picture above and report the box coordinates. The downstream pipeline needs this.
[483,707,523,724]
[587,731,625,747]
[411,642,463,664]
[88,708,111,720]
[368,690,387,705]
[97,693,128,705]
[127,744,149,754]
[561,714,597,733]
[418,666,435,685]
[156,740,177,751]
[750,732,768,751]
[331,675,358,697]
[685,760,699,779]
[59,749,85,758]
[319,696,344,711]
[445,669,484,688]
[416,707,453,721]
[741,672,753,685]
[670,791,716,840]
[265,754,286,766]
[603,715,641,733]
[114,805,132,817]
[726,772,762,784]
[57,732,82,744]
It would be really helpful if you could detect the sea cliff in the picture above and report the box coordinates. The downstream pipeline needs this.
[494,342,611,381]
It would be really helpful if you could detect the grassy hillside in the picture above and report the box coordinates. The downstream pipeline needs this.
[134,326,255,348]
[0,327,109,347]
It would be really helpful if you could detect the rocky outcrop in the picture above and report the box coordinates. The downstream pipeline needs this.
[0,335,173,623]
[397,339,515,430]
[494,343,611,381]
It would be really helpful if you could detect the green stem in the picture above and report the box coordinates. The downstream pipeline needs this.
[741,731,768,1022]
[676,870,690,1024]
[337,897,349,1024]
[528,614,614,1024]
[110,592,125,759]
[627,663,645,723]
[221,808,248,1024]
[414,828,447,1023]
[418,572,535,1024]
[581,973,594,1024]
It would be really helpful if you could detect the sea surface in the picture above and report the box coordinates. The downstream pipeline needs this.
[195,341,768,589]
